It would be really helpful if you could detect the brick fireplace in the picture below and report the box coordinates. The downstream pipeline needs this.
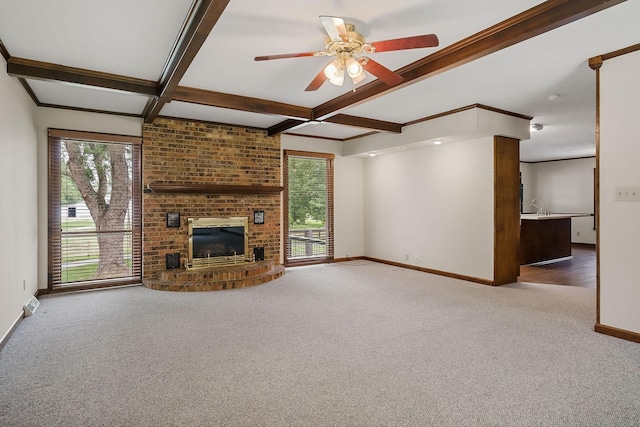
[141,118,283,288]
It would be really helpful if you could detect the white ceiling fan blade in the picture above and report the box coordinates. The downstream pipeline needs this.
[320,16,347,42]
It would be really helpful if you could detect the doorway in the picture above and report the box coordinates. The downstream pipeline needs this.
[517,162,597,287]
[518,244,596,287]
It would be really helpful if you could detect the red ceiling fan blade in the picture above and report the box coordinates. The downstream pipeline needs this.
[320,15,347,42]
[305,67,328,91]
[254,51,320,61]
[360,57,403,86]
[369,34,439,52]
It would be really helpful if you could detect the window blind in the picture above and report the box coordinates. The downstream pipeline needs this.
[284,150,334,266]
[48,129,142,291]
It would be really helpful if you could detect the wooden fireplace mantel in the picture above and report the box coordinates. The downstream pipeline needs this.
[145,182,283,195]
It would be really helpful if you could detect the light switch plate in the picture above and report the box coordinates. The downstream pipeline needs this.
[614,186,640,202]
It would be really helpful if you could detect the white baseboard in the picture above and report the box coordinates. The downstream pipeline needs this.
[0,312,24,350]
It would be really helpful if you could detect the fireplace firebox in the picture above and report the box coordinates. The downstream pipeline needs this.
[188,217,251,268]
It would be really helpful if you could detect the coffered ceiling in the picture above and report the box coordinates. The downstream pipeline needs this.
[1,0,638,161]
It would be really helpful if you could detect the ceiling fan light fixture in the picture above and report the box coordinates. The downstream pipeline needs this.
[346,56,366,85]
[324,59,344,86]
[329,71,345,86]
[346,57,363,78]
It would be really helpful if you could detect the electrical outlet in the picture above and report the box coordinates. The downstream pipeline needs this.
[23,279,26,291]
[414,255,420,263]
[614,186,640,202]
[405,254,410,261]
[576,231,581,237]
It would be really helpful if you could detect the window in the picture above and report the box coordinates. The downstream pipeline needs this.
[284,150,334,266]
[48,129,141,291]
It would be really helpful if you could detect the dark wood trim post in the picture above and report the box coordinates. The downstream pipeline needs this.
[589,56,602,324]
[494,136,521,285]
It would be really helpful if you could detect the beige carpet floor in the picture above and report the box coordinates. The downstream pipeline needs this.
[1,260,639,426]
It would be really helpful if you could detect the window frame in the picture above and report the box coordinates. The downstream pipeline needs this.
[283,150,335,267]
[47,129,142,291]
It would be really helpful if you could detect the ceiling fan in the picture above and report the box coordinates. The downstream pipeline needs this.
[254,16,439,91]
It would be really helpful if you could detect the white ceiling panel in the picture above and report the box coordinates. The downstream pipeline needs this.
[27,79,150,115]
[286,122,372,140]
[0,0,193,80]
[160,101,284,129]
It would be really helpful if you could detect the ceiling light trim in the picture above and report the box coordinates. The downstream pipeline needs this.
[592,41,640,64]
[405,103,532,127]
[323,114,402,133]
[39,102,143,119]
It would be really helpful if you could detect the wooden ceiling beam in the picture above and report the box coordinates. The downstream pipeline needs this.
[323,114,402,133]
[172,88,404,134]
[311,0,625,120]
[6,57,158,96]
[5,55,400,132]
[259,0,626,134]
[267,119,308,136]
[143,0,230,123]
[173,86,313,120]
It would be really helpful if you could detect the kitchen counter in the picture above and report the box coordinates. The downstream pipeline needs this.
[520,213,591,221]
[519,213,591,265]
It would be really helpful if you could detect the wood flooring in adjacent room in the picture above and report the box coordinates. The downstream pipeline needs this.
[518,244,596,288]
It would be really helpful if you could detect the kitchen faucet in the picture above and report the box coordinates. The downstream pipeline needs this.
[530,199,549,216]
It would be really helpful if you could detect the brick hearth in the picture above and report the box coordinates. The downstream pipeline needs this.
[143,260,284,292]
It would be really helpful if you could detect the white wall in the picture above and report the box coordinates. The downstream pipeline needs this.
[35,108,143,289]
[520,158,596,244]
[281,135,364,259]
[0,57,38,341]
[333,156,364,258]
[599,50,640,334]
[364,136,495,281]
